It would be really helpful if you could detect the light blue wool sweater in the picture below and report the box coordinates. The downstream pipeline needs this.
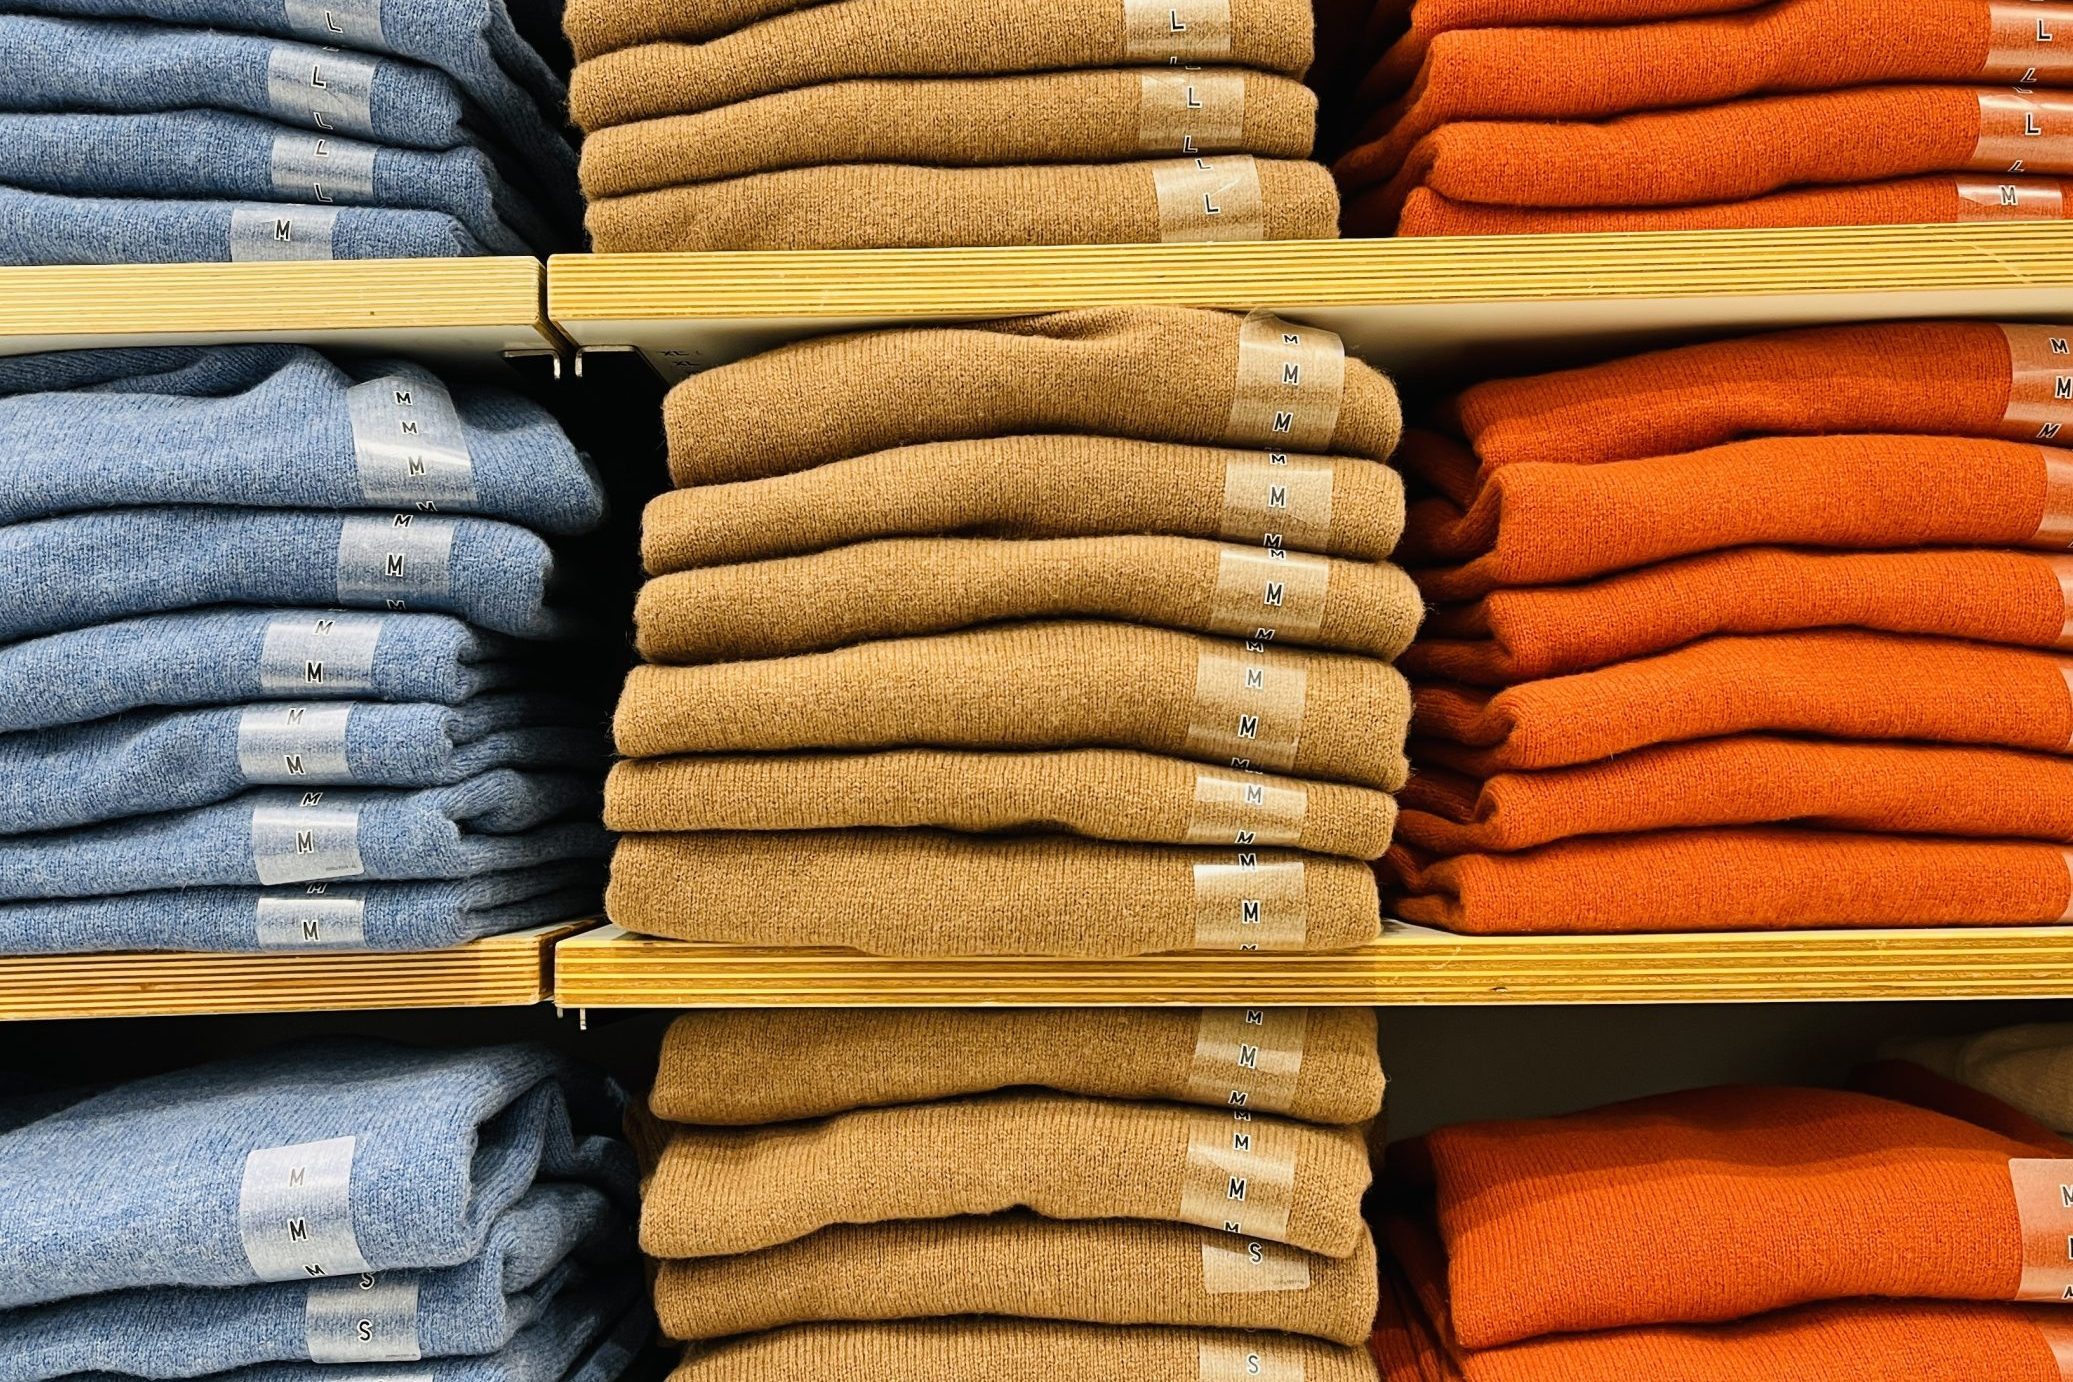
[0,610,525,734]
[0,347,604,535]
[0,185,492,264]
[0,1041,638,1308]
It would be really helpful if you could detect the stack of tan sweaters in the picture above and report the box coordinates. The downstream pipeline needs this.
[604,305,1419,956]
[561,0,1342,249]
[638,1006,1386,1380]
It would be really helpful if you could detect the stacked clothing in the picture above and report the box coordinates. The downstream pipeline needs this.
[1386,318,2073,933]
[1892,1022,2073,1138]
[640,1007,1385,1380]
[604,305,1421,956]
[1330,0,2073,236]
[0,1040,650,1382]
[1369,1078,2073,1381]
[0,345,612,955]
[0,0,580,262]
[561,0,1341,250]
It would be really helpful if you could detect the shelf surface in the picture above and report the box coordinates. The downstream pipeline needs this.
[552,922,2073,1008]
[548,223,2073,380]
[0,921,587,1022]
[0,258,561,368]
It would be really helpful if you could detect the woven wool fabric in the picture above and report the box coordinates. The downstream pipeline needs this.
[647,1006,1384,1124]
[634,536,1422,662]
[578,71,1318,197]
[1399,434,2073,600]
[1412,630,2073,771]
[1386,175,2073,236]
[655,1214,1377,1344]
[607,829,1383,955]
[640,438,1406,573]
[585,157,1341,252]
[1446,320,2062,470]
[1892,1025,2073,1138]
[615,622,1411,790]
[1410,1084,2067,1346]
[1386,827,2073,933]
[566,0,1315,127]
[668,1320,1382,1381]
[661,307,1403,486]
[605,748,1400,859]
[641,1091,1372,1258]
[1403,547,2073,685]
[1397,735,2073,852]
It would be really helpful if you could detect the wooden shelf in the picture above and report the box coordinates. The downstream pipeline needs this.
[0,922,587,1022]
[548,224,2073,380]
[551,923,2073,1008]
[0,258,562,369]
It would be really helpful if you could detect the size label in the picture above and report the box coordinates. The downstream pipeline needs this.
[270,132,378,203]
[1976,91,2073,173]
[1179,1111,1298,1239]
[1185,646,1308,772]
[1208,546,1331,643]
[230,205,338,262]
[1201,1239,1315,1295]
[335,515,456,609]
[238,1137,371,1281]
[256,891,368,949]
[259,613,386,694]
[1154,157,1265,243]
[1184,771,1307,846]
[1956,176,2068,219]
[2040,1316,2073,1377]
[285,0,386,47]
[1193,856,1309,950]
[1227,314,1347,452]
[1187,1007,1309,1112]
[1200,1341,1305,1381]
[2011,1159,2073,1299]
[1219,452,1337,552]
[2005,325,2073,443]
[249,792,366,886]
[1986,4,2073,82]
[237,704,356,783]
[1124,0,1233,60]
[308,1272,420,1362]
[2032,448,2073,548]
[265,42,378,137]
[347,376,478,510]
[2046,555,2073,647]
[1140,72,1247,153]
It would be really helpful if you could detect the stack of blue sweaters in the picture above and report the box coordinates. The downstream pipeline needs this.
[0,343,612,956]
[0,1040,651,1382]
[0,0,582,262]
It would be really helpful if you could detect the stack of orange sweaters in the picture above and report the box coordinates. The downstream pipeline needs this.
[1331,0,2073,236]
[1388,318,2073,933]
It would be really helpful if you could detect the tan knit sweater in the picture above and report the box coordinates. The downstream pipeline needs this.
[667,1319,1382,1381]
[585,156,1338,253]
[603,748,1399,858]
[578,71,1318,197]
[661,308,1402,486]
[634,537,1422,663]
[646,1007,1384,1124]
[612,622,1411,790]
[640,1091,1373,1258]
[567,0,1316,126]
[654,1214,1380,1344]
[605,828,1383,955]
[639,438,1406,574]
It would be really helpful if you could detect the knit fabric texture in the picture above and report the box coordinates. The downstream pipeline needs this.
[0,185,493,264]
[1892,1024,2073,1138]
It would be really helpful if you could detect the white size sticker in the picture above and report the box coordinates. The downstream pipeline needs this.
[256,890,369,949]
[265,42,378,137]
[284,0,386,48]
[334,515,456,609]
[307,1272,421,1362]
[346,376,478,510]
[238,1137,372,1281]
[259,613,386,694]
[229,205,339,262]
[249,792,366,886]
[237,704,356,784]
[270,132,378,203]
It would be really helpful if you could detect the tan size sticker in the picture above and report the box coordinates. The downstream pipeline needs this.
[1185,771,1308,847]
[1219,453,1337,553]
[2062,849,2073,922]
[2010,1159,2073,1298]
[1977,91,2073,172]
[1208,547,1332,643]
[2037,1318,2073,1379]
[1124,0,1233,60]
[2033,448,2073,547]
[1957,176,2068,219]
[1193,857,1309,950]
[1179,1111,1298,1239]
[1187,1007,1310,1113]
[1154,156,1266,243]
[1202,1239,1315,1296]
[1185,646,1309,772]
[1200,1340,1307,1381]
[1140,71,1247,154]
[1227,313,1347,452]
[2005,324,2073,443]
[1986,3,2073,82]
[2046,556,2073,647]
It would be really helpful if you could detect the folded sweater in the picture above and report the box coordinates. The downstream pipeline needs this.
[608,828,1382,955]
[646,1006,1383,1124]
[604,747,1399,858]
[635,537,1421,662]
[642,1091,1372,1259]
[640,438,1405,572]
[662,308,1400,485]
[1895,1024,2073,1139]
[0,185,491,264]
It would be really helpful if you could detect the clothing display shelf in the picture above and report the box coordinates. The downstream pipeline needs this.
[0,257,563,370]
